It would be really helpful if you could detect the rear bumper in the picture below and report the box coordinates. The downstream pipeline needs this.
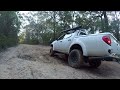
[89,53,120,62]
[102,56,120,61]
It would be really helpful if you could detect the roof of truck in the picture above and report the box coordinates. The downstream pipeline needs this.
[96,32,111,35]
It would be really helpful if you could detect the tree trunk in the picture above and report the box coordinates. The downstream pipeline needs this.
[115,11,120,41]
[72,11,75,28]
[100,15,104,32]
[103,11,109,32]
[53,11,56,40]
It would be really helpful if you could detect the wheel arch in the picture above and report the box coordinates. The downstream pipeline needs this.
[69,43,88,56]
[50,44,53,47]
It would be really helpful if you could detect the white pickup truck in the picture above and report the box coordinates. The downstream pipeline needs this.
[50,26,120,68]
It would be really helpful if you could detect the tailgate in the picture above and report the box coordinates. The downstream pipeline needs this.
[110,34,120,55]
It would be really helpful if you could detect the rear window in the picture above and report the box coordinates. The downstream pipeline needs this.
[110,35,118,44]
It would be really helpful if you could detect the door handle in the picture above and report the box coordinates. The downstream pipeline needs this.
[60,41,62,42]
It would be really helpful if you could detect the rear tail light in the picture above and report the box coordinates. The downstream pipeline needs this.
[102,36,111,46]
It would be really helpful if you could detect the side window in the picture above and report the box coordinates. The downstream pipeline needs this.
[77,31,80,36]
[111,36,118,44]
[63,34,72,39]
[77,31,86,36]
[80,32,86,35]
[57,34,65,40]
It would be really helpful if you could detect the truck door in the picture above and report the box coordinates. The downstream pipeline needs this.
[55,34,66,52]
[60,33,73,53]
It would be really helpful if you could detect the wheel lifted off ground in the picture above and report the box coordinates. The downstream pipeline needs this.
[88,59,101,68]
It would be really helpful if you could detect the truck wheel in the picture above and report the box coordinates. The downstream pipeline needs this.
[50,47,55,56]
[88,59,101,68]
[68,49,84,68]
[64,54,68,60]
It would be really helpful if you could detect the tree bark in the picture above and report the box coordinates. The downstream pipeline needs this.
[103,11,109,32]
[53,11,56,40]
[115,11,120,41]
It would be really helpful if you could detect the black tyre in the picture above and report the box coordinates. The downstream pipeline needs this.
[68,49,84,68]
[64,54,68,60]
[50,47,55,56]
[88,59,101,68]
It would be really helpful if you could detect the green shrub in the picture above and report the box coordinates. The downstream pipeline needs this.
[0,34,7,49]
[0,34,18,50]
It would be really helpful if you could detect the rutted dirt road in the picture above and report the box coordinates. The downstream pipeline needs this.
[0,44,120,79]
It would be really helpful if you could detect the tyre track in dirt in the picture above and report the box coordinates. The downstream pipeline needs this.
[0,44,120,79]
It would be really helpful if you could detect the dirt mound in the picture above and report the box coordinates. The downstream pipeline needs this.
[0,44,120,79]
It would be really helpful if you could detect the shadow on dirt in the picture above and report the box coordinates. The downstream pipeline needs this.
[78,65,115,77]
[17,51,119,78]
[53,54,118,78]
[53,53,68,65]
[17,54,36,61]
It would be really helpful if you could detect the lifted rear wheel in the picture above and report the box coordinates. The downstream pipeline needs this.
[88,59,101,68]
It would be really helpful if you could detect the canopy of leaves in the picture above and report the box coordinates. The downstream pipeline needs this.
[19,11,120,45]
[0,11,21,49]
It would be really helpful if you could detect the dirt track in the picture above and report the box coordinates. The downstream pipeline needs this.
[0,44,120,79]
